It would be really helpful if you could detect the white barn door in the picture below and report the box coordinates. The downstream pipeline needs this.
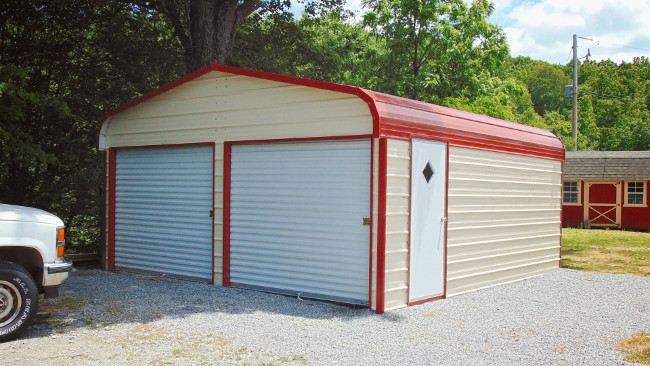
[229,140,370,305]
[409,139,447,301]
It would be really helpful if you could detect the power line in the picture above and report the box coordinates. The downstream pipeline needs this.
[577,36,650,54]
[565,46,574,64]
[579,89,637,102]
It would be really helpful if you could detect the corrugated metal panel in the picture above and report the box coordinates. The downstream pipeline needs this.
[383,139,410,311]
[114,146,214,280]
[229,140,371,304]
[446,147,562,296]
[105,71,373,148]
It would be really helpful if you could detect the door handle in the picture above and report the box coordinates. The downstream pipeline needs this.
[441,217,447,222]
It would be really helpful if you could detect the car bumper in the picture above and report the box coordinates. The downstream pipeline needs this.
[43,260,72,287]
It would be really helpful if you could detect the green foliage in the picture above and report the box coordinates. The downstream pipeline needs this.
[0,1,184,253]
[444,76,544,127]
[524,63,570,115]
[362,0,509,101]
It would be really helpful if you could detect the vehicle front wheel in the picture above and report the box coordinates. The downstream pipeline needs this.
[0,261,39,342]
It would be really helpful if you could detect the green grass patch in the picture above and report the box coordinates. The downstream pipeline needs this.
[561,228,650,277]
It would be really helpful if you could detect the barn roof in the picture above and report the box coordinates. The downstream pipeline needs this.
[99,64,564,160]
[564,151,650,180]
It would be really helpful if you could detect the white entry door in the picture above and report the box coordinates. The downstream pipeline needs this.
[409,139,447,301]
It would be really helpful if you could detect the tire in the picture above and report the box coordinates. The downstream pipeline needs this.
[0,261,39,342]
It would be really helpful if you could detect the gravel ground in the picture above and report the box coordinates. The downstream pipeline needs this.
[1,268,648,365]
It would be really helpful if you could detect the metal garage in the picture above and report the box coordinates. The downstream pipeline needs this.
[98,64,564,313]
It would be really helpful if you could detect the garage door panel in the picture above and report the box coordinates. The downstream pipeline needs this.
[115,145,214,281]
[232,268,368,291]
[230,140,370,305]
[231,238,368,259]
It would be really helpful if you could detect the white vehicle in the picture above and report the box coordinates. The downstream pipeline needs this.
[0,204,72,341]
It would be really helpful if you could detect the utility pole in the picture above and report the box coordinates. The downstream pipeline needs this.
[572,34,578,150]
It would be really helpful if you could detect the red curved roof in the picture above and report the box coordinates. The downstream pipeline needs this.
[99,64,564,160]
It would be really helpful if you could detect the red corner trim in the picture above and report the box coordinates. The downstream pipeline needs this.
[443,142,450,298]
[368,139,375,310]
[100,150,107,271]
[376,138,388,314]
[223,142,232,287]
[211,143,217,285]
[108,148,116,271]
[558,159,560,268]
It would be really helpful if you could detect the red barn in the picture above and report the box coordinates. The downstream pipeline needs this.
[562,151,650,230]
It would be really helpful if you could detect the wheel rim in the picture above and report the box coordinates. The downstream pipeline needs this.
[0,280,22,328]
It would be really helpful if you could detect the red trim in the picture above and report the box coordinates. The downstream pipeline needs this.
[226,134,373,146]
[376,138,388,314]
[409,295,444,306]
[368,139,375,310]
[223,142,231,287]
[211,143,216,285]
[406,138,413,304]
[97,64,381,149]
[559,162,564,268]
[105,142,213,150]
[443,143,449,299]
[100,151,107,271]
[98,64,563,162]
[108,148,116,271]
[387,129,563,161]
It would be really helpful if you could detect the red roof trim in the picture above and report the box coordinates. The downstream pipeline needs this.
[97,64,380,149]
[98,63,564,161]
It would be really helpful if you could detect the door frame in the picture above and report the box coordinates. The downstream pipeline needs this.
[583,180,621,228]
[222,134,374,306]
[407,137,449,306]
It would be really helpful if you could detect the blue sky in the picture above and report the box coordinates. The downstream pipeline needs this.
[290,0,650,65]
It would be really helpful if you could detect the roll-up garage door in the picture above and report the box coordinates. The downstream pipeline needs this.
[114,145,214,281]
[229,140,370,305]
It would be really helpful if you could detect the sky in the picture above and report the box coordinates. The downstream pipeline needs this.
[290,0,650,65]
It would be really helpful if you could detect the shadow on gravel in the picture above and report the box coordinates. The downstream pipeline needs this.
[20,269,404,339]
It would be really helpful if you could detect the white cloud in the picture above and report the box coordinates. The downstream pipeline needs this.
[490,0,650,64]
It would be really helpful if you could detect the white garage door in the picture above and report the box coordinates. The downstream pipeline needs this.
[114,145,214,281]
[229,140,370,305]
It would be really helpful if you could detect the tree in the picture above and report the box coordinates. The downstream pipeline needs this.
[524,63,570,115]
[362,0,508,101]
[234,3,368,84]
[149,0,356,71]
[1,0,184,252]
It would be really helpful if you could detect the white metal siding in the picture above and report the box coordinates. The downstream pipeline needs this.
[104,71,374,284]
[383,139,411,310]
[446,147,562,296]
[229,140,371,304]
[114,146,214,280]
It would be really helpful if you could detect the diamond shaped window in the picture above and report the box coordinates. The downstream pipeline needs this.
[422,162,434,183]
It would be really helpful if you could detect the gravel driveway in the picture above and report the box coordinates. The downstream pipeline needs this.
[1,268,648,365]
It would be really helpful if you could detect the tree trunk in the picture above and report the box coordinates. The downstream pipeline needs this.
[184,0,261,71]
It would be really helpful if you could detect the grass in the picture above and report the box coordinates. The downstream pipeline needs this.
[615,332,650,364]
[561,228,650,277]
